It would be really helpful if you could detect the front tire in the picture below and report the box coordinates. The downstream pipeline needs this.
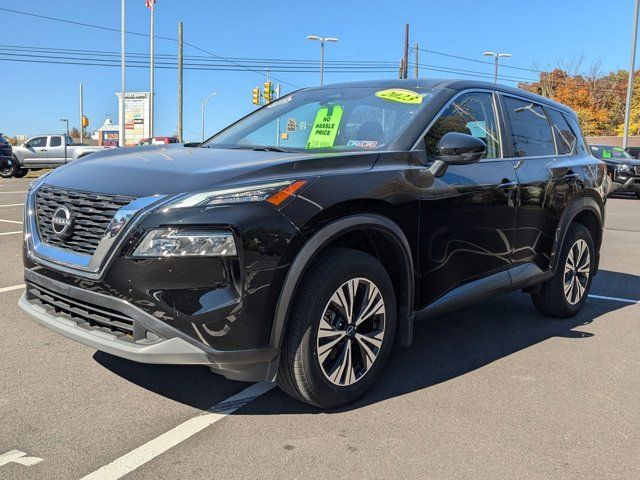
[0,156,16,178]
[531,223,595,318]
[277,247,396,409]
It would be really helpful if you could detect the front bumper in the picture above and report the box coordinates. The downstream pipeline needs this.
[609,171,640,194]
[19,269,279,382]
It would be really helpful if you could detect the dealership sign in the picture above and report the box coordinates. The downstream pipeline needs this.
[116,92,151,147]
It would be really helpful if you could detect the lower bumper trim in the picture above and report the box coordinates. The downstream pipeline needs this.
[19,294,212,365]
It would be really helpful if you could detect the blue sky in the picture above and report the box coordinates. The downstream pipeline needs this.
[0,0,635,141]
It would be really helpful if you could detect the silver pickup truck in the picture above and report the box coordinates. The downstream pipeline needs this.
[2,134,106,178]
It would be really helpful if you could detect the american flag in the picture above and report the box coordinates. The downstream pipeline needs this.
[145,0,156,9]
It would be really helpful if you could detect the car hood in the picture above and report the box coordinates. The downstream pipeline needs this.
[43,145,380,197]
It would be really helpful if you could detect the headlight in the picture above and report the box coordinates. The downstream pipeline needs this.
[168,180,307,208]
[132,229,237,257]
[617,164,632,172]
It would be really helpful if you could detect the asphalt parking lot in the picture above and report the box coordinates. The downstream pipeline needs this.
[0,175,639,480]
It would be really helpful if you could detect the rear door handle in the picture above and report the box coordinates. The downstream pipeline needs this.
[498,180,518,189]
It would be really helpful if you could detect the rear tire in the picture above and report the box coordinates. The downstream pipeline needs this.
[277,247,396,409]
[531,223,595,318]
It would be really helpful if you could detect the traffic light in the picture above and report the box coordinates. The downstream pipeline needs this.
[263,81,272,103]
[82,116,89,128]
[252,87,260,105]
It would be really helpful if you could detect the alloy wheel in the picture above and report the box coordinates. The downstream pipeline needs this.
[316,277,386,386]
[563,238,591,305]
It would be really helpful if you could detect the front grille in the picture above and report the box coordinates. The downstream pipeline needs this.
[26,281,134,340]
[35,185,136,255]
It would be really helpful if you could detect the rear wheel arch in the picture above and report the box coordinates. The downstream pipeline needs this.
[551,197,603,274]
[270,214,415,351]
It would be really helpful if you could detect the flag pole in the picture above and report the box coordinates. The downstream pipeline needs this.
[149,1,155,138]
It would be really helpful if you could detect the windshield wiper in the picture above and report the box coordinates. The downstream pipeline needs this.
[231,145,287,152]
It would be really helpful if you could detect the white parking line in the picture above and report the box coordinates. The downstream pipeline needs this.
[0,231,21,236]
[588,294,639,305]
[0,203,24,208]
[0,219,22,225]
[0,191,27,194]
[80,382,275,480]
[0,284,25,294]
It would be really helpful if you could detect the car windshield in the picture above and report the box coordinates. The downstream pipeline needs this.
[590,145,633,160]
[203,86,434,152]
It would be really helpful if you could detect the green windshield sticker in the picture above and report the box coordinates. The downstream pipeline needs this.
[305,105,344,149]
[602,149,612,158]
[375,88,423,104]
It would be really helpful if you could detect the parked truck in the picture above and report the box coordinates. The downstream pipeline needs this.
[1,134,107,178]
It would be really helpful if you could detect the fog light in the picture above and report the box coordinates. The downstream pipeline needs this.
[132,229,237,257]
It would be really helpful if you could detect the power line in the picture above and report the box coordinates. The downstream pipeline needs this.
[0,6,301,88]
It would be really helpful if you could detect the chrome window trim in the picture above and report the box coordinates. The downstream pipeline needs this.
[25,186,170,280]
[410,88,504,160]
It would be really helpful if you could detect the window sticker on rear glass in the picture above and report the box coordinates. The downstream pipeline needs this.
[347,140,378,148]
[375,89,423,104]
[602,149,612,158]
[305,105,344,149]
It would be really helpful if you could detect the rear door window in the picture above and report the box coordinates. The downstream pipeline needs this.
[503,96,555,157]
[546,109,576,155]
[50,136,62,147]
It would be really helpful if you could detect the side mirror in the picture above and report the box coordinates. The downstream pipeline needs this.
[429,132,486,177]
[435,132,486,165]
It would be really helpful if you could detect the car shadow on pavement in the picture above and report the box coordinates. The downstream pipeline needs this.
[94,269,639,414]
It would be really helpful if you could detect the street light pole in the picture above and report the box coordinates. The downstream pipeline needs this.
[201,92,219,142]
[120,0,126,147]
[483,51,512,83]
[149,1,155,138]
[623,0,640,150]
[307,35,339,86]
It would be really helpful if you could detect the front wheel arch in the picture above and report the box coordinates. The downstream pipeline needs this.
[270,214,415,352]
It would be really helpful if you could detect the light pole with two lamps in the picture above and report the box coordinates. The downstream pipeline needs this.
[306,35,339,86]
[483,51,512,83]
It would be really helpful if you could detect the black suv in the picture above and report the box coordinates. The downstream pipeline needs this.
[20,80,606,408]
[589,145,640,198]
[0,133,13,177]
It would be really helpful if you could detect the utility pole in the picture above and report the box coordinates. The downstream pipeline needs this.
[149,1,155,138]
[414,43,419,78]
[398,59,404,79]
[177,21,183,143]
[119,0,126,147]
[79,83,84,144]
[623,0,640,149]
[402,23,409,79]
